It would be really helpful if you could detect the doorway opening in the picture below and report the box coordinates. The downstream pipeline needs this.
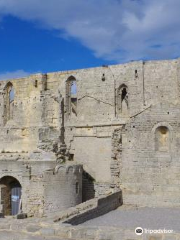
[0,176,22,216]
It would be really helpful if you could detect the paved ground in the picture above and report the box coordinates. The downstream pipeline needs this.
[81,206,180,232]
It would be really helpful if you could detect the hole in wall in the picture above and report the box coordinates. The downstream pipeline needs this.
[34,80,38,88]
[69,154,74,161]
[82,170,95,202]
[135,70,138,78]
[102,73,105,81]
[76,182,79,194]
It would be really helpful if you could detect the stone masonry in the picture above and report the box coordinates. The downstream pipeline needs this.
[0,58,180,218]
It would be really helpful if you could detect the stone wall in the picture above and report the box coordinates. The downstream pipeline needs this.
[0,58,180,212]
[43,164,82,215]
[121,103,180,207]
[64,191,122,225]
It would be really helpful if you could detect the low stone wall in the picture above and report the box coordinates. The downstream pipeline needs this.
[47,190,122,224]
[64,190,122,225]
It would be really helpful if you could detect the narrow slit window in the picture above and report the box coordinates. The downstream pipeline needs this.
[35,80,38,88]
[117,84,128,116]
[76,182,79,194]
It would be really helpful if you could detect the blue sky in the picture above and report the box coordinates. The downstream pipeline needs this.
[0,0,180,80]
[0,16,113,73]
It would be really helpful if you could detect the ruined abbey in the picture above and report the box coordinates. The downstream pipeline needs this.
[0,58,180,217]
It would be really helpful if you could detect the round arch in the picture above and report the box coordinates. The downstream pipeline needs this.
[151,122,173,152]
[65,75,77,116]
[0,176,22,216]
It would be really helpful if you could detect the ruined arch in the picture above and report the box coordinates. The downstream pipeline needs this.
[0,176,22,216]
[66,76,77,116]
[4,82,15,124]
[116,84,128,116]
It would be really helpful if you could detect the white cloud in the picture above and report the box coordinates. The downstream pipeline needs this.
[0,70,30,80]
[0,0,180,62]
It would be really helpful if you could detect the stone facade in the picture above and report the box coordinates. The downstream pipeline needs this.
[0,58,180,217]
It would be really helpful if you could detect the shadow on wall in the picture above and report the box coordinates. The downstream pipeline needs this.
[82,170,95,202]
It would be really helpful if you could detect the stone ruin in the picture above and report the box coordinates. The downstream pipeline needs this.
[0,58,180,218]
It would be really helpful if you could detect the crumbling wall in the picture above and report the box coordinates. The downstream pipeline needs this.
[44,59,180,198]
[0,73,60,154]
[0,58,180,210]
[111,127,123,190]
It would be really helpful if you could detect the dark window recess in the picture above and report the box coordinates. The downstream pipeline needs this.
[102,73,105,81]
[135,70,138,78]
[116,84,128,116]
[82,170,95,202]
[35,80,38,88]
[76,182,79,194]
[121,88,127,102]
[69,154,74,161]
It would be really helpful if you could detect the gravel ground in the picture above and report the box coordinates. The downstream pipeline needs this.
[81,206,180,232]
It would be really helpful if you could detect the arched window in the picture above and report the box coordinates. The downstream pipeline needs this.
[155,126,169,151]
[66,76,77,116]
[4,82,15,124]
[117,84,128,116]
[34,80,38,88]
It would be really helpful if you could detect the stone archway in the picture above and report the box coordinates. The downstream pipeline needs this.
[0,176,22,216]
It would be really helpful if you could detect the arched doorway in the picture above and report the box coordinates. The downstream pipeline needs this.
[0,176,22,216]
